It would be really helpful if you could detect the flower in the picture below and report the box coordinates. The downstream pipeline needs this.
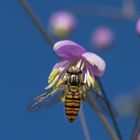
[46,40,106,94]
[91,26,114,50]
[136,18,140,36]
[114,93,136,118]
[48,11,77,38]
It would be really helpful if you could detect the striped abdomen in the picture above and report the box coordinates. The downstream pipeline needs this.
[65,87,81,123]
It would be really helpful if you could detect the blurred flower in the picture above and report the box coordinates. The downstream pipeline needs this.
[137,133,140,140]
[46,40,106,94]
[136,18,140,35]
[114,94,136,118]
[122,0,136,19]
[91,27,114,50]
[48,11,77,38]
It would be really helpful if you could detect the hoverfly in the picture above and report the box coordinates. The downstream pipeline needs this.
[27,64,117,123]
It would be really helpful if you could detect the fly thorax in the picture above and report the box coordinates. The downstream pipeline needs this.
[69,74,80,86]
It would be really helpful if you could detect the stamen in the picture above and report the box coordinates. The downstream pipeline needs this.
[81,61,85,71]
[48,68,61,82]
[86,69,91,87]
[88,67,101,95]
[77,59,82,68]
[46,75,59,89]
[60,67,65,72]
[84,72,87,84]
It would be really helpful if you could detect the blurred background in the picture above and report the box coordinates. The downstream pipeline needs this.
[0,0,140,140]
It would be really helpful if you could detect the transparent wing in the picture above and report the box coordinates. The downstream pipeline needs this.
[27,90,63,112]
[85,89,118,117]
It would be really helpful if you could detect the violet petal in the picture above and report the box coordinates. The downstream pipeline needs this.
[53,40,86,59]
[82,52,106,76]
[53,59,70,69]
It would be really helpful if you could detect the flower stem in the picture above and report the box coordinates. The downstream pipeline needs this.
[79,108,91,140]
[19,1,121,140]
[130,107,140,140]
[96,77,123,140]
[19,0,55,47]
[96,111,119,140]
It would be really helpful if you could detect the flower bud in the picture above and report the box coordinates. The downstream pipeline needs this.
[49,11,77,38]
[91,27,114,50]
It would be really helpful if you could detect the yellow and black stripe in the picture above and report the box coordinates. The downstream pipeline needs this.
[65,91,81,123]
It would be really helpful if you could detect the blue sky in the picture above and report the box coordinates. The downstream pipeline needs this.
[0,0,140,140]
